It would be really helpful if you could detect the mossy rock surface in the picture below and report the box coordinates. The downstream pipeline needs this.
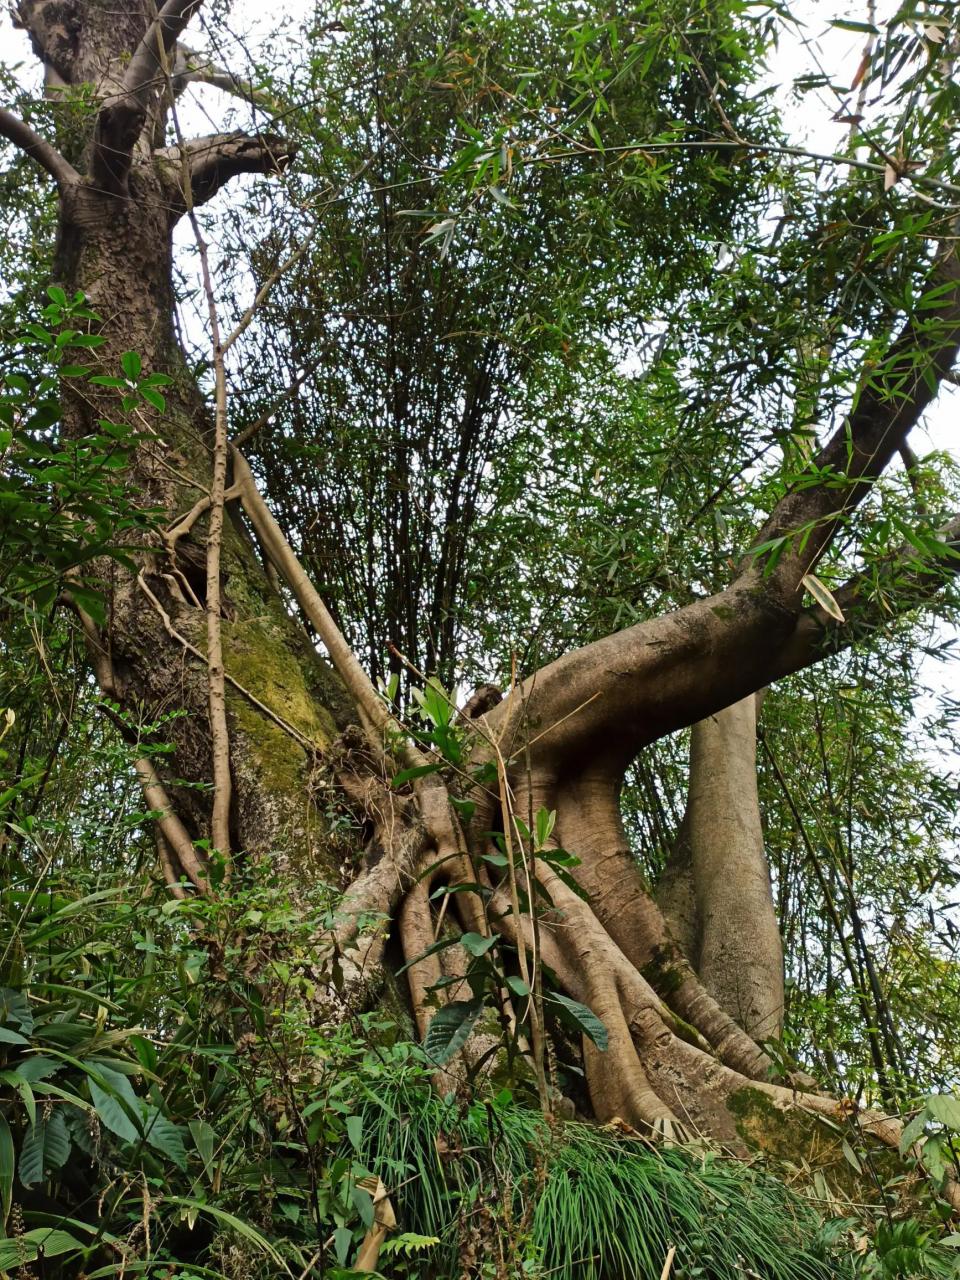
[729,1087,923,1211]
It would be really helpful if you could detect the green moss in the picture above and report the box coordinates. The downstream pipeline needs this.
[223,617,336,746]
[641,946,684,996]
[220,616,341,812]
[729,1087,909,1207]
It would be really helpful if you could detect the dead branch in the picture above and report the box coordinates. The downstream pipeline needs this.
[172,45,279,110]
[156,131,294,212]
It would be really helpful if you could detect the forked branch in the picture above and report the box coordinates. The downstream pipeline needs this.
[172,45,278,110]
[157,131,294,212]
[487,249,960,768]
[92,0,203,193]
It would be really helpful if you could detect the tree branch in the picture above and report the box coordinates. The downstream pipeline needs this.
[172,45,278,110]
[92,0,203,194]
[0,106,78,187]
[746,248,960,605]
[770,513,960,681]
[489,250,960,770]
[487,514,960,773]
[156,131,294,212]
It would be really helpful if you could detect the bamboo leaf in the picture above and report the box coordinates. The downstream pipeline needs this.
[801,573,845,621]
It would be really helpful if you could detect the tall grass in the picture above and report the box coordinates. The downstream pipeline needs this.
[351,1083,850,1279]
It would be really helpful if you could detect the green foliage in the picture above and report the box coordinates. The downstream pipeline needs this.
[0,858,876,1280]
[0,290,162,619]
[345,1079,861,1280]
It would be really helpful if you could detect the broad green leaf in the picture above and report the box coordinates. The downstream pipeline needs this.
[534,808,557,848]
[0,1227,84,1270]
[925,1094,960,1132]
[139,386,166,412]
[346,1114,363,1151]
[0,1113,13,1233]
[546,992,608,1051]
[351,1182,375,1228]
[88,1078,139,1144]
[840,1139,861,1173]
[188,1119,216,1182]
[333,1224,354,1267]
[141,1107,187,1169]
[423,1000,483,1065]
[391,763,440,787]
[899,1108,927,1155]
[20,1110,71,1187]
[460,932,496,957]
[16,1056,60,1083]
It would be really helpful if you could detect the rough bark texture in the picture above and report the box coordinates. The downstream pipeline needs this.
[20,0,350,882]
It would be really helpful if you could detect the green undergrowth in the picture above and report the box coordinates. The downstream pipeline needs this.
[0,847,957,1279]
[346,1081,851,1280]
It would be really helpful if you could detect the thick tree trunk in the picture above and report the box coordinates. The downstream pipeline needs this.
[686,695,784,1041]
[9,4,960,1220]
[24,0,352,889]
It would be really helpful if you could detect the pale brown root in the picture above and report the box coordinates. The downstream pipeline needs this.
[134,756,210,892]
[155,830,187,899]
[398,849,490,1094]
[656,813,698,963]
[68,595,210,893]
[400,863,443,1046]
[233,448,474,883]
[552,770,775,1081]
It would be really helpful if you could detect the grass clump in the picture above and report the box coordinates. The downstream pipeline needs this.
[350,1083,851,1279]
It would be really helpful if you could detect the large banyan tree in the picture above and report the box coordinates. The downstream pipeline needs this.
[3,0,960,1211]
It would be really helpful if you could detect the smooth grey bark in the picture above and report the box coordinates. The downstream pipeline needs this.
[687,696,784,1041]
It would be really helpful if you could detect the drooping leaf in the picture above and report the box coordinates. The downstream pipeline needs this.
[346,1114,363,1151]
[88,1079,139,1144]
[188,1119,216,1183]
[141,1107,187,1169]
[19,1110,71,1188]
[423,1000,483,1064]
[545,992,608,1051]
[801,573,845,622]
